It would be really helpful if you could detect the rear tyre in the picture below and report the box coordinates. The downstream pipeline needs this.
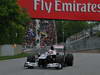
[65,54,74,66]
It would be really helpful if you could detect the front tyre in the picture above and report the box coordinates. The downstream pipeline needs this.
[27,66,34,69]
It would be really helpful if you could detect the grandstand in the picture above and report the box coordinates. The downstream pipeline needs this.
[24,19,57,48]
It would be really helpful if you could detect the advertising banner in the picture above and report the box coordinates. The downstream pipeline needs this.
[18,0,100,21]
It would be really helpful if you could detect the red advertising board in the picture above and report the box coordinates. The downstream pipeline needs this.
[18,0,100,21]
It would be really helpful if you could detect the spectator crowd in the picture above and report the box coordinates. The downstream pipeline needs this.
[24,20,57,48]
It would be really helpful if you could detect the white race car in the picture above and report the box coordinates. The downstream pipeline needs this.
[24,45,74,69]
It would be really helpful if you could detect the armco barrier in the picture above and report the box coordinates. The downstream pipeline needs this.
[66,37,100,51]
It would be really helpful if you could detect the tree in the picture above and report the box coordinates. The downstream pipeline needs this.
[56,20,89,43]
[87,21,100,36]
[0,0,31,44]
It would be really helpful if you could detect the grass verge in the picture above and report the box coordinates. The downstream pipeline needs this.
[0,53,30,61]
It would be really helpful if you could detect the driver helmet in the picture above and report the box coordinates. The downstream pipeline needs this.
[51,46,54,50]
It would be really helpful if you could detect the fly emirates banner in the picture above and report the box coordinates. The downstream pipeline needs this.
[18,0,100,21]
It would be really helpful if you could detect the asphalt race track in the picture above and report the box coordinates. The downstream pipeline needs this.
[0,53,100,75]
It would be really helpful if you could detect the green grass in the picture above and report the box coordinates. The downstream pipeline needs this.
[0,53,30,61]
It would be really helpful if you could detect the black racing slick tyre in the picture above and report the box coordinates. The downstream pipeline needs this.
[27,55,35,62]
[27,66,34,69]
[38,59,47,68]
[65,54,74,66]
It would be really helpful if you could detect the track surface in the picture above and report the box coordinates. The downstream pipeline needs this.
[0,53,100,75]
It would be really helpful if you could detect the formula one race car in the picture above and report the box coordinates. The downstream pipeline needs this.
[24,45,74,69]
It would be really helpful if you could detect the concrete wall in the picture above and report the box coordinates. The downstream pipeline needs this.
[0,44,23,56]
[14,45,23,55]
[66,37,100,51]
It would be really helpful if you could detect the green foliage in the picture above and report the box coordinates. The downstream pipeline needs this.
[56,20,89,43]
[0,0,31,44]
[96,32,100,37]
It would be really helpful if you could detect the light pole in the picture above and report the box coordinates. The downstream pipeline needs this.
[53,20,58,45]
[63,31,64,43]
[88,21,94,36]
[62,20,65,44]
